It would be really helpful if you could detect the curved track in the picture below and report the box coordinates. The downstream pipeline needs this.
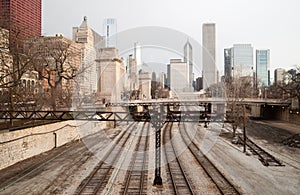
[163,122,195,195]
[179,122,240,195]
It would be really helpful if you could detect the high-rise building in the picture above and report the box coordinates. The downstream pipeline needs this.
[167,64,171,88]
[127,54,139,91]
[103,18,117,47]
[256,49,270,87]
[0,0,41,48]
[134,42,142,67]
[274,68,285,85]
[73,17,104,95]
[195,77,203,91]
[169,59,189,93]
[159,72,166,88]
[287,69,297,80]
[184,39,193,89]
[231,44,253,77]
[224,48,232,82]
[202,23,216,89]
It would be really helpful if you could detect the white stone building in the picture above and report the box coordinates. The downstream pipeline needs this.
[73,17,103,96]
[169,59,189,93]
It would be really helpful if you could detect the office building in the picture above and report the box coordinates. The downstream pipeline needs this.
[159,72,166,88]
[224,48,232,82]
[195,77,203,91]
[73,17,104,95]
[134,42,142,66]
[274,68,285,85]
[202,23,216,89]
[169,59,189,93]
[103,18,117,47]
[0,0,41,48]
[184,39,193,89]
[256,49,270,87]
[167,64,171,88]
[231,44,253,77]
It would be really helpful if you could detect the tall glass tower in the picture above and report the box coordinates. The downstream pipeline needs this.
[231,44,253,78]
[224,48,232,81]
[256,49,270,87]
[103,18,117,47]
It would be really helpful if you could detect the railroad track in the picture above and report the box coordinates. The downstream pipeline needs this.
[75,122,137,195]
[0,125,118,193]
[180,123,240,195]
[238,136,284,166]
[120,122,150,195]
[163,122,195,195]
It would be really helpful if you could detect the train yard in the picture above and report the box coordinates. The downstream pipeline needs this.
[0,120,300,194]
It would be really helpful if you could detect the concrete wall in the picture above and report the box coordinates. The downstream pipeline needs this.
[0,121,107,170]
[250,105,261,118]
[261,105,300,124]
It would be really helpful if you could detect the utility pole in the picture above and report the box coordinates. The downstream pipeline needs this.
[243,104,247,153]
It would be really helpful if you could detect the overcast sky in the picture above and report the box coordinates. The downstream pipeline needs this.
[43,0,300,78]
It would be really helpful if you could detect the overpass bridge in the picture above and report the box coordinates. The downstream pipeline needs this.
[108,97,291,106]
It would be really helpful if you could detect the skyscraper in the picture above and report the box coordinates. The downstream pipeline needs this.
[224,48,232,81]
[0,0,41,47]
[256,49,270,87]
[103,18,117,47]
[274,68,285,85]
[231,44,253,77]
[73,17,103,95]
[169,59,188,92]
[202,23,216,89]
[184,39,193,89]
[134,42,142,67]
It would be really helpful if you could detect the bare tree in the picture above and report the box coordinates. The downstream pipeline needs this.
[225,75,253,137]
[281,66,300,110]
[26,35,82,110]
[0,28,37,111]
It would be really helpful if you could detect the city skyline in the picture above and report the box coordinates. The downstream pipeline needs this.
[42,0,300,79]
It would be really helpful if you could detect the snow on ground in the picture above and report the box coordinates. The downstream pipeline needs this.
[1,120,299,194]
[195,122,300,195]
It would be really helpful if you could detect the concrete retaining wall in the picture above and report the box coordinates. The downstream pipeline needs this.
[0,121,107,170]
[261,105,300,124]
